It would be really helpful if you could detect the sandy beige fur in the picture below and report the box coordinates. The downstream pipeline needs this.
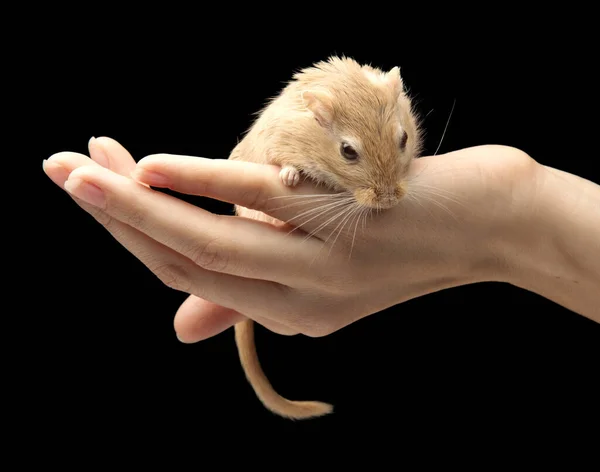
[228,56,423,419]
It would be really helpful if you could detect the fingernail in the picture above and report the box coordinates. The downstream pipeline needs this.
[42,160,70,189]
[132,167,170,187]
[89,136,109,168]
[64,176,106,208]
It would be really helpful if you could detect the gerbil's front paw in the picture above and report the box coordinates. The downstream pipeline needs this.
[279,166,301,187]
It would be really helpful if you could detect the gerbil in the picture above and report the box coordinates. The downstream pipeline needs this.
[228,56,423,419]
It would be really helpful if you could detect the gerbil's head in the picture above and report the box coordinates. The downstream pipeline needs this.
[297,57,422,210]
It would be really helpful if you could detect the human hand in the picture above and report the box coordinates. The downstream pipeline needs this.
[42,138,541,340]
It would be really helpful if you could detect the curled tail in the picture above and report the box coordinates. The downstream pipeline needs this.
[234,318,333,420]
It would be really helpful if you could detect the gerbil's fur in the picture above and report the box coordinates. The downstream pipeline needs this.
[228,56,423,419]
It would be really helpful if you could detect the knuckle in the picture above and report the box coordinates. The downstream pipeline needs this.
[124,204,146,229]
[153,263,192,292]
[189,237,231,272]
[107,189,148,230]
[75,198,114,228]
[90,208,114,228]
[240,186,267,212]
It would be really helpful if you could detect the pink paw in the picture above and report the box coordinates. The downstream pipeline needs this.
[279,166,301,187]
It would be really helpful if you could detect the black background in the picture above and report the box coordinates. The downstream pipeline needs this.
[21,9,600,457]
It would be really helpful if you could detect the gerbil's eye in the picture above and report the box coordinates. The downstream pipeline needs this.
[399,131,408,150]
[341,143,359,161]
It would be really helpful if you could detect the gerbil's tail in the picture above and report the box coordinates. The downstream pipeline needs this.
[234,318,333,420]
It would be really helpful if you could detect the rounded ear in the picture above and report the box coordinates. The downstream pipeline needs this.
[301,89,334,128]
[384,66,403,98]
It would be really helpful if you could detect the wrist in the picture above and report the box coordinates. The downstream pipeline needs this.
[496,160,600,321]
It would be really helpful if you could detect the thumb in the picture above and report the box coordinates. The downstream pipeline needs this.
[174,295,245,343]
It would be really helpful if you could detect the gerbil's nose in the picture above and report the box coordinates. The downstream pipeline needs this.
[375,184,406,208]
[379,184,406,199]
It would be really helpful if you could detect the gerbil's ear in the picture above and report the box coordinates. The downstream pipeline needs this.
[384,66,403,98]
[301,90,334,128]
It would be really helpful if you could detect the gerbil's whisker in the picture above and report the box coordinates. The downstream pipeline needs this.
[326,203,359,260]
[405,161,430,182]
[405,177,472,221]
[415,192,459,221]
[433,98,456,156]
[268,192,347,200]
[307,202,356,266]
[288,198,354,237]
[348,205,365,260]
[304,201,354,242]
[283,197,353,229]
[418,188,465,208]
[322,205,353,246]
[308,202,356,266]
[408,182,460,197]
[361,207,372,234]
[268,196,343,213]
[408,183,468,210]
[403,192,436,220]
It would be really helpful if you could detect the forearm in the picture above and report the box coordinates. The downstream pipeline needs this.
[503,163,600,322]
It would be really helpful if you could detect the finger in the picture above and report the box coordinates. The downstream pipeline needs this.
[45,154,294,319]
[88,136,137,176]
[174,294,246,342]
[131,154,341,228]
[44,151,252,338]
[88,139,235,336]
[61,162,323,286]
[174,294,299,342]
[43,151,100,191]
[72,185,291,318]
[43,159,73,190]
[66,144,311,321]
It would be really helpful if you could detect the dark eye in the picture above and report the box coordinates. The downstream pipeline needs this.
[341,142,359,161]
[399,131,408,150]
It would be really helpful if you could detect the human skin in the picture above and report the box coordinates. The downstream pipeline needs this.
[42,137,600,342]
